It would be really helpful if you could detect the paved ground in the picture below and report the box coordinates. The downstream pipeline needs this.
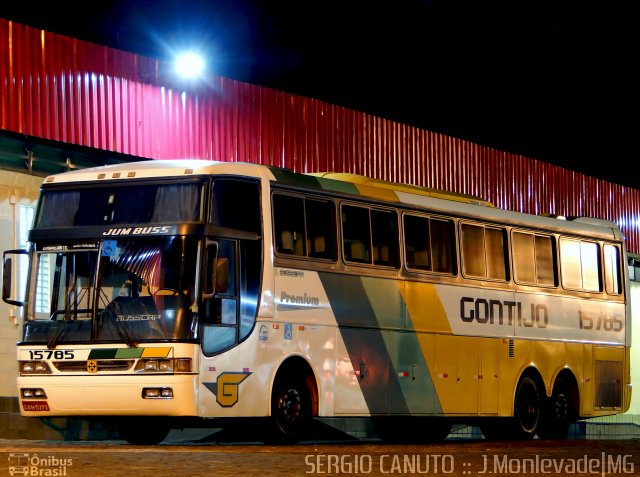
[0,435,638,476]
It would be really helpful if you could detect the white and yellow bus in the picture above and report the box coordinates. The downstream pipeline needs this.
[2,160,631,444]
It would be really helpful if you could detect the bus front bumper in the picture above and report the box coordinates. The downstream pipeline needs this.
[17,374,198,417]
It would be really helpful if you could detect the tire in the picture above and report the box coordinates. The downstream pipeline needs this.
[269,376,312,443]
[512,376,541,439]
[118,418,170,445]
[482,376,541,441]
[537,378,575,439]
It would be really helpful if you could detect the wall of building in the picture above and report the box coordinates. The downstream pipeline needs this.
[2,18,640,255]
[0,170,42,397]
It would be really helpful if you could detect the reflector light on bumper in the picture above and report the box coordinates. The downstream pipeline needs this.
[142,387,174,399]
[21,388,47,399]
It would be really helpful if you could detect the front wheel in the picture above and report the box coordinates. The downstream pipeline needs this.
[482,376,541,441]
[269,377,312,443]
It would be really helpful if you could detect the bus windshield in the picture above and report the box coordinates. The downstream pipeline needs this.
[23,236,199,345]
[36,182,202,228]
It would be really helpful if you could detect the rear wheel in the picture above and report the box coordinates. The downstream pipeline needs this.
[537,378,576,439]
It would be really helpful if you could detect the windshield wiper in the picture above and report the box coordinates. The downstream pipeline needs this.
[47,312,73,349]
[113,320,138,348]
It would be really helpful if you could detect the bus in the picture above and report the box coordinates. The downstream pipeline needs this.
[2,160,632,444]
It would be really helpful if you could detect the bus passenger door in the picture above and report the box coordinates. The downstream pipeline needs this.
[201,240,239,355]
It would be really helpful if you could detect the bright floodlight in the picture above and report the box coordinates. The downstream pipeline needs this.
[175,52,206,79]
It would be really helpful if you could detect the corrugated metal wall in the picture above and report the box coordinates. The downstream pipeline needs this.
[1,18,639,253]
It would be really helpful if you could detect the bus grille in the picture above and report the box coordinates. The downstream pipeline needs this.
[52,360,135,372]
[595,360,623,408]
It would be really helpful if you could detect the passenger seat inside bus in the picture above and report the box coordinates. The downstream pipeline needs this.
[372,244,390,265]
[280,230,294,254]
[413,250,430,269]
[310,236,326,258]
[350,240,370,263]
[280,230,305,256]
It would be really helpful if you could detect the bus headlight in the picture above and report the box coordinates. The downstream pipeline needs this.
[19,361,52,375]
[134,358,192,373]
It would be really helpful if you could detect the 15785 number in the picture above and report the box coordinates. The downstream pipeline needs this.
[28,350,75,360]
[578,311,623,332]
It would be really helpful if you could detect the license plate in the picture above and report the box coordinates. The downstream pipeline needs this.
[22,401,50,412]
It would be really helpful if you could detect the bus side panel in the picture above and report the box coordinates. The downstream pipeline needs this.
[497,339,531,416]
[320,272,401,415]
[530,340,566,395]
[565,341,585,411]
[582,343,594,416]
[479,338,501,414]
[434,335,480,414]
[390,331,439,414]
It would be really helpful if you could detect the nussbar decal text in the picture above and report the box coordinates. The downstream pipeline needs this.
[103,226,173,236]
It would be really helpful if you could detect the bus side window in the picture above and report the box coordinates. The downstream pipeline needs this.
[404,214,455,274]
[306,199,336,260]
[430,218,455,274]
[404,214,432,270]
[342,205,372,264]
[604,244,621,295]
[461,223,507,280]
[535,235,556,286]
[273,194,305,256]
[461,223,486,277]
[560,237,601,292]
[513,231,556,286]
[371,209,399,268]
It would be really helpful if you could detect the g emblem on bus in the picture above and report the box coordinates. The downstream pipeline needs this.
[86,360,98,373]
[204,371,252,407]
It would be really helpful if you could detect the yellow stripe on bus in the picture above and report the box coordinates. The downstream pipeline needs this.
[401,281,451,333]
[140,348,172,358]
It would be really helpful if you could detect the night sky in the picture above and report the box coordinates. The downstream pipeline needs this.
[3,1,637,188]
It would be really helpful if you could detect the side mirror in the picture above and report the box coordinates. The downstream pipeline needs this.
[3,250,28,306]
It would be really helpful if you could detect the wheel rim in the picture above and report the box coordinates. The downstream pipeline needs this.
[553,392,569,421]
[277,387,302,425]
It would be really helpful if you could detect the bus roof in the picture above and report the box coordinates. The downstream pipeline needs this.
[41,160,623,241]
[309,172,494,207]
